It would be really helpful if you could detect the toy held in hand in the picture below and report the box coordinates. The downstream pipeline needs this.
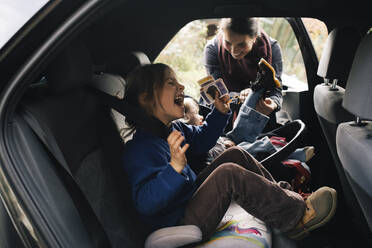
[198,76,229,105]
[250,58,281,95]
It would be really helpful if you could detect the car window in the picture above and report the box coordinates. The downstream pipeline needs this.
[261,18,307,91]
[155,18,327,98]
[302,18,328,61]
[0,0,49,49]
[155,20,208,99]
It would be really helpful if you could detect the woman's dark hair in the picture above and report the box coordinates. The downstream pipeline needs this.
[220,18,260,38]
[122,63,170,132]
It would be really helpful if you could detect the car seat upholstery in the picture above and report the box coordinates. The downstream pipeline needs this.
[107,50,151,79]
[94,51,152,142]
[21,41,149,247]
[317,27,361,89]
[92,72,128,140]
[314,27,363,217]
[337,32,372,236]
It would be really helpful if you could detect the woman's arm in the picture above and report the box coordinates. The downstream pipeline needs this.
[204,37,223,80]
[267,87,283,111]
[270,38,283,81]
[268,38,283,110]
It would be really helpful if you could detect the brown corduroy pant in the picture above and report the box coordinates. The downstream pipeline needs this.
[183,146,306,240]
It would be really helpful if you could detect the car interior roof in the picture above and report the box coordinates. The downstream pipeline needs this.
[82,0,372,66]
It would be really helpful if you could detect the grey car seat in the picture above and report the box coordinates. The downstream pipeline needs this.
[106,50,151,79]
[336,32,372,242]
[313,27,364,221]
[21,41,149,247]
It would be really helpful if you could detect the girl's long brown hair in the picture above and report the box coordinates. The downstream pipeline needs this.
[121,63,170,139]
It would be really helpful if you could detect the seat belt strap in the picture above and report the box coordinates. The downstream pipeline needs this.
[20,106,112,248]
[91,89,170,139]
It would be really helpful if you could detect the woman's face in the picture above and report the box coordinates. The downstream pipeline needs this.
[152,68,185,125]
[222,29,256,60]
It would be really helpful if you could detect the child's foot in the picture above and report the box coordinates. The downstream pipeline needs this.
[286,187,337,240]
[303,146,315,162]
[288,146,315,162]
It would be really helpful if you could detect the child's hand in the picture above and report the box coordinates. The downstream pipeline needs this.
[167,130,189,173]
[239,88,252,103]
[255,98,277,116]
[223,139,236,148]
[214,91,230,114]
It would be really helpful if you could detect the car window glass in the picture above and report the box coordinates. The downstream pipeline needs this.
[155,20,207,99]
[302,18,328,61]
[0,0,48,49]
[261,18,307,91]
[155,18,327,99]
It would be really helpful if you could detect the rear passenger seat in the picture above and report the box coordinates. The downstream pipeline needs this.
[21,41,149,247]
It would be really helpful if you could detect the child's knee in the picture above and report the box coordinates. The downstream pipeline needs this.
[223,146,245,157]
[226,146,255,161]
[213,163,244,180]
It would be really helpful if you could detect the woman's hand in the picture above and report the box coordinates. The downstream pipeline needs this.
[214,91,230,114]
[255,98,277,116]
[167,130,189,173]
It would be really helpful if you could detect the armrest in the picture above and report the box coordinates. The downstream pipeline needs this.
[145,225,202,248]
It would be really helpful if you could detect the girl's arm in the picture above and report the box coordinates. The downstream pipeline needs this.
[124,142,191,216]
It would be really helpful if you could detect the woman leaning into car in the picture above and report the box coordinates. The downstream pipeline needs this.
[204,17,283,129]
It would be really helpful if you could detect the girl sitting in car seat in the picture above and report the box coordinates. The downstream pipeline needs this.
[122,63,337,241]
[183,94,314,192]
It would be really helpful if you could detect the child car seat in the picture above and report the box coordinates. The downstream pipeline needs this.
[259,119,306,167]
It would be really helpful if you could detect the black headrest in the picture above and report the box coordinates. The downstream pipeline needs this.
[343,32,372,120]
[107,51,150,78]
[46,42,92,94]
[317,27,362,87]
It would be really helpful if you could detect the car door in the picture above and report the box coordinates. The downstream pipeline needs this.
[0,1,103,247]
[0,2,51,247]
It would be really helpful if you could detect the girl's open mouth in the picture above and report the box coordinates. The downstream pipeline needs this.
[174,95,184,106]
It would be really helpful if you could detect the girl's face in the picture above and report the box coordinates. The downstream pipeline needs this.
[152,68,185,125]
[222,29,256,60]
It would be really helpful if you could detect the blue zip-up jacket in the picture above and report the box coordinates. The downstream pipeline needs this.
[123,107,230,230]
